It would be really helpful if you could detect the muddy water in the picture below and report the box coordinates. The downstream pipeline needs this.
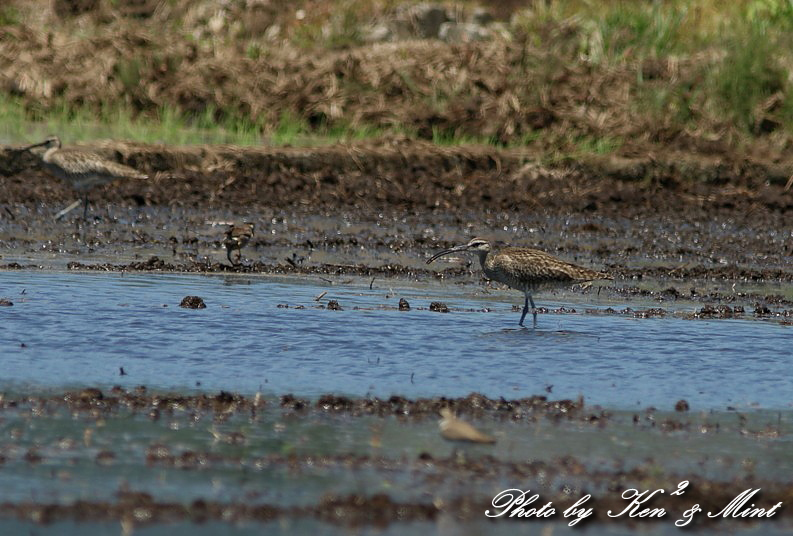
[1,271,791,410]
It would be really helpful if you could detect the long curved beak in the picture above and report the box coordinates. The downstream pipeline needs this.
[426,244,469,264]
[21,141,47,151]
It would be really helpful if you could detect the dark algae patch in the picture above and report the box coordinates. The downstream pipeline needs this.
[179,295,206,309]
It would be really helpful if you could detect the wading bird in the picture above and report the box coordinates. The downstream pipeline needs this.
[439,407,496,444]
[224,222,255,265]
[427,237,609,327]
[23,135,148,220]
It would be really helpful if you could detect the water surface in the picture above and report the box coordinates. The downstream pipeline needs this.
[1,271,790,410]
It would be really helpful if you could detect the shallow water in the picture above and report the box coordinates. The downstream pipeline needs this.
[1,271,791,410]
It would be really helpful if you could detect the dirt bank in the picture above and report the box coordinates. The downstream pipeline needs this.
[2,140,793,308]
[2,139,792,215]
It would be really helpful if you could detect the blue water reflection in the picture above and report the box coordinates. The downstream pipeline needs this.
[0,272,790,410]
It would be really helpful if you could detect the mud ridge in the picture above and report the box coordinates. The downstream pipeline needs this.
[1,478,790,527]
[3,141,793,216]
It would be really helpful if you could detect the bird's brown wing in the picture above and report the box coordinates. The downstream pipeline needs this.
[496,247,606,282]
[53,149,148,180]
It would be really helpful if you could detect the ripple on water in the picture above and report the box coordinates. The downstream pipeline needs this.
[0,271,791,410]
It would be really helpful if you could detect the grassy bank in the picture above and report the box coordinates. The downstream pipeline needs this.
[0,95,400,147]
[2,0,793,155]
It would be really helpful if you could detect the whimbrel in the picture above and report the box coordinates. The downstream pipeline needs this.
[438,408,496,444]
[224,222,255,265]
[23,135,148,220]
[427,237,609,327]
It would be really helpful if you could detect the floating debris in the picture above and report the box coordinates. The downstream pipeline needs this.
[180,296,206,309]
[754,304,772,316]
[429,301,449,313]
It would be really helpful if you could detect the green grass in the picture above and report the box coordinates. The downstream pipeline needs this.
[595,3,688,60]
[7,0,793,147]
[0,90,610,152]
[573,135,623,155]
[709,18,791,131]
[0,95,510,148]
[512,0,793,135]
[430,126,499,147]
[0,4,20,26]
[269,111,408,146]
[0,96,265,146]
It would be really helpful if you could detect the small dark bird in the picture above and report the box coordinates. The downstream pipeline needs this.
[224,222,255,265]
[427,237,610,327]
[22,135,148,220]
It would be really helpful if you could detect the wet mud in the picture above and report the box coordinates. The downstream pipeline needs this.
[1,483,790,527]
[3,141,793,217]
[2,142,792,292]
[0,389,791,528]
[2,143,793,532]
[0,389,593,420]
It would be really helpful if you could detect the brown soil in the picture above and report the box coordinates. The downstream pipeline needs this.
[2,480,791,527]
[2,141,792,302]
[5,0,793,165]
[2,140,792,215]
[0,389,590,421]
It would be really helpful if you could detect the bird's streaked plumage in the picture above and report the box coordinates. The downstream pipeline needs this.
[23,135,148,220]
[427,237,610,327]
[224,222,255,265]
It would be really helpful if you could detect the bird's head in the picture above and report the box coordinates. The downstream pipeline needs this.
[23,135,61,155]
[426,237,491,264]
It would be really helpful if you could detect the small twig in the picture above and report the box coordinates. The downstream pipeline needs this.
[785,174,793,191]
[667,264,688,277]
[314,291,327,302]
[54,199,82,220]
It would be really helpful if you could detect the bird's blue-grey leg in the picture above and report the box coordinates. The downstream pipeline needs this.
[82,194,89,221]
[519,293,529,326]
[529,294,537,328]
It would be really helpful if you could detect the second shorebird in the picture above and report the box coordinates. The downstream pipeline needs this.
[23,135,148,220]
[427,237,609,327]
[438,408,496,444]
[224,222,255,265]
